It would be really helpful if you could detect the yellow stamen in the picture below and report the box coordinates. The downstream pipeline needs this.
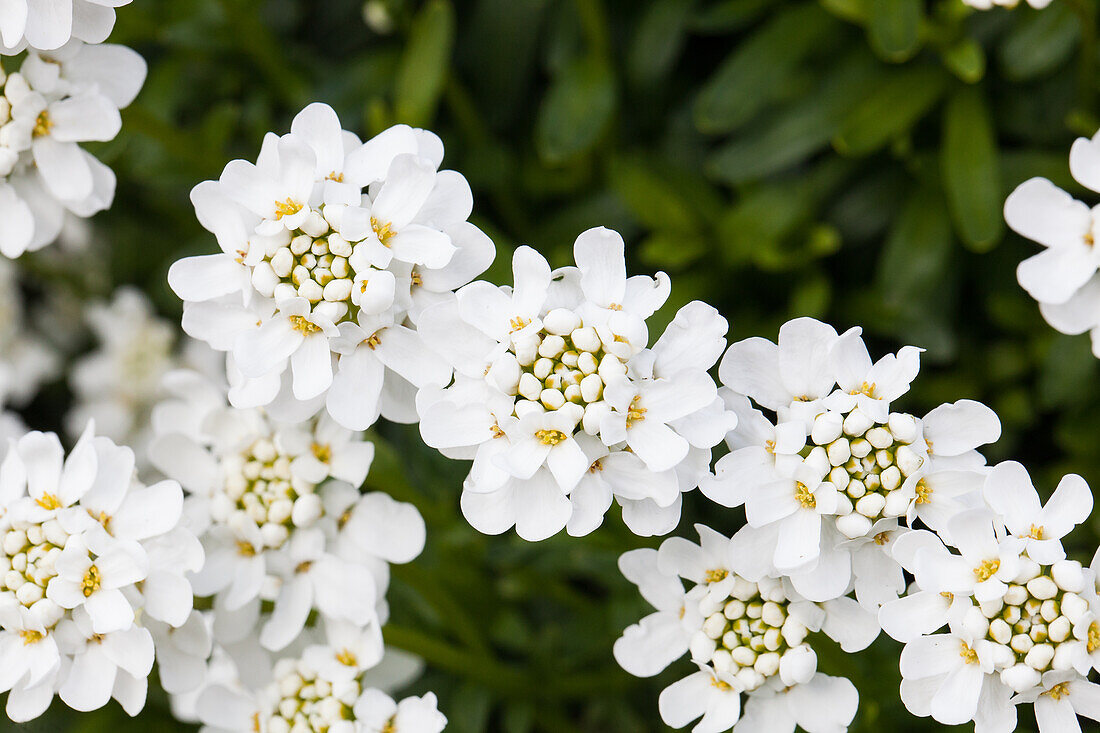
[327,171,345,182]
[588,459,603,474]
[704,569,729,584]
[764,439,775,454]
[311,442,332,463]
[959,641,979,664]
[941,591,954,602]
[296,561,313,574]
[32,111,51,138]
[35,493,62,511]
[795,482,816,509]
[411,270,423,287]
[274,198,302,220]
[626,396,647,427]
[336,649,357,666]
[364,333,382,350]
[1088,621,1100,653]
[974,559,1000,582]
[237,541,257,557]
[1045,682,1071,700]
[289,315,321,334]
[371,217,396,245]
[490,423,506,439]
[19,630,43,645]
[874,531,891,546]
[1028,525,1044,540]
[710,677,732,691]
[849,381,876,397]
[915,479,932,505]
[536,429,568,446]
[82,565,101,597]
[509,316,530,333]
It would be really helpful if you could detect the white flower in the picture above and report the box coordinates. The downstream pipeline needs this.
[196,649,446,733]
[961,0,1051,11]
[733,673,858,733]
[899,632,1014,727]
[169,102,490,430]
[0,0,131,52]
[418,229,730,540]
[616,525,875,732]
[1013,671,1100,733]
[0,423,198,721]
[0,42,145,257]
[982,461,1092,565]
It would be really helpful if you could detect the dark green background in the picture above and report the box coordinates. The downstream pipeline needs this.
[8,0,1100,730]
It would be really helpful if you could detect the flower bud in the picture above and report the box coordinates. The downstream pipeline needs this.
[843,409,873,437]
[810,412,843,446]
[1000,663,1041,693]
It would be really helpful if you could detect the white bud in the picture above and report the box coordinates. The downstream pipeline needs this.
[1014,559,1042,584]
[1053,641,1079,671]
[763,628,782,651]
[260,523,289,548]
[887,413,918,443]
[292,494,323,527]
[834,493,854,517]
[894,444,922,476]
[571,327,601,353]
[849,438,872,458]
[597,354,627,382]
[538,335,566,359]
[580,374,603,403]
[761,601,785,628]
[724,599,745,620]
[1010,634,1034,654]
[753,651,780,677]
[1026,576,1058,601]
[835,512,872,539]
[810,412,843,445]
[879,465,902,492]
[1025,643,1055,671]
[323,278,353,303]
[518,373,543,402]
[979,598,1004,618]
[826,438,851,467]
[327,234,353,257]
[1052,561,1085,593]
[866,427,893,449]
[533,358,553,380]
[577,351,599,375]
[301,211,328,237]
[882,489,910,518]
[297,279,323,303]
[1047,616,1071,644]
[690,632,717,663]
[1060,593,1089,624]
[802,447,830,479]
[543,308,580,336]
[1000,663,1041,693]
[843,409,873,437]
[989,619,1012,645]
[271,247,294,277]
[1041,600,1060,623]
[15,582,43,606]
[855,492,886,519]
[962,607,989,640]
[1003,584,1027,607]
[731,646,756,666]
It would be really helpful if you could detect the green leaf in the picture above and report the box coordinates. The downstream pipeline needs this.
[707,51,880,183]
[941,86,1005,252]
[876,183,953,307]
[693,3,839,134]
[998,5,1080,82]
[393,0,455,126]
[941,37,986,84]
[628,0,693,86]
[535,55,616,164]
[609,156,699,233]
[820,0,867,22]
[833,65,949,156]
[867,0,923,63]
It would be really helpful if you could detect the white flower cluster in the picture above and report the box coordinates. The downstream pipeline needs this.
[0,424,200,721]
[1006,130,1100,356]
[615,525,873,732]
[705,318,1000,603]
[147,370,425,658]
[0,41,145,258]
[0,0,131,53]
[416,229,735,540]
[961,0,1051,9]
[169,102,492,431]
[882,462,1100,732]
[65,287,180,467]
[195,632,446,733]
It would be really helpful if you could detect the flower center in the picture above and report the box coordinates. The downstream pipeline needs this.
[695,576,809,692]
[371,216,396,245]
[974,559,1000,582]
[803,409,923,539]
[274,198,303,220]
[32,110,51,138]
[959,641,979,665]
[19,629,43,645]
[266,659,359,732]
[506,309,627,436]
[289,315,322,335]
[1045,682,1071,700]
[1,519,70,614]
[915,479,932,504]
[214,438,323,550]
[535,429,568,446]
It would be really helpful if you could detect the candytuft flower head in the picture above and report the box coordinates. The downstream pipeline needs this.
[705,318,999,603]
[148,370,425,654]
[168,102,493,431]
[417,228,734,540]
[0,42,146,258]
[0,0,132,52]
[615,524,871,733]
[882,468,1100,730]
[0,422,200,722]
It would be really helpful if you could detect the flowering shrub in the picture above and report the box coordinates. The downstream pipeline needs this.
[6,1,1100,732]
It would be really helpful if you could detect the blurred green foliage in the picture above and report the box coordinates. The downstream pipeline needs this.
[10,0,1100,731]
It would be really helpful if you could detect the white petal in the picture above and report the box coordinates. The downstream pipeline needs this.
[1018,244,1098,305]
[613,611,690,678]
[718,337,788,410]
[260,575,312,651]
[33,137,92,201]
[573,227,627,307]
[657,671,712,728]
[1005,178,1092,249]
